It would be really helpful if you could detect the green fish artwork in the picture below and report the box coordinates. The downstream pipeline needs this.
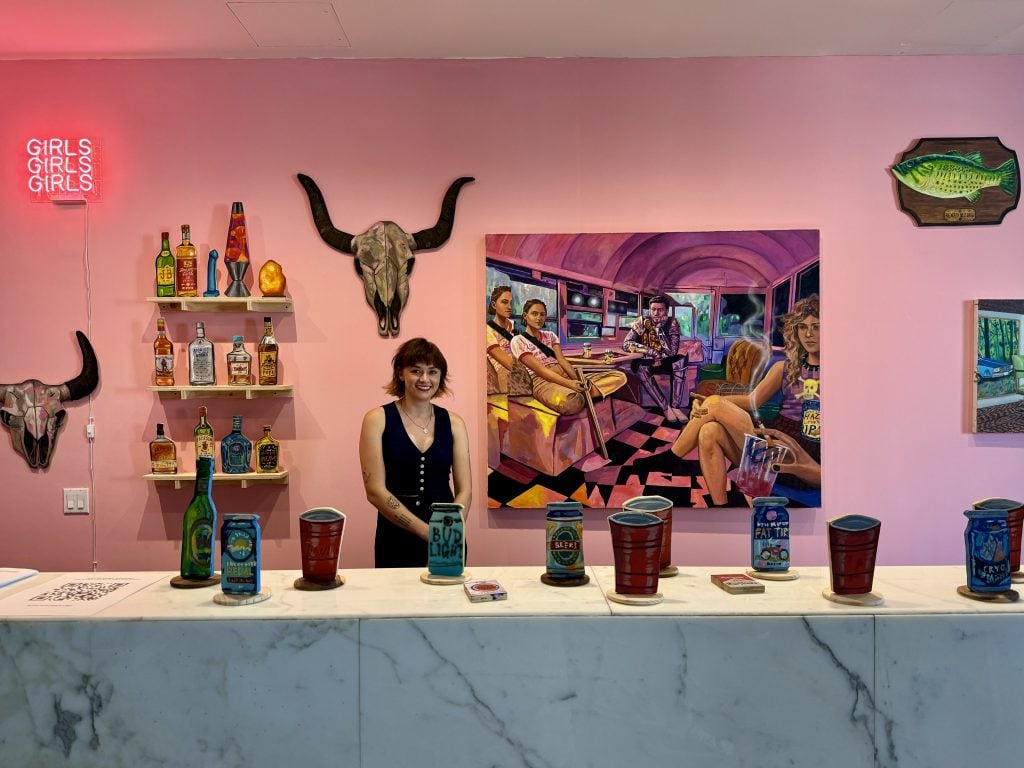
[891,151,1018,203]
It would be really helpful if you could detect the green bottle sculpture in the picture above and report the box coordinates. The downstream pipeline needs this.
[180,456,217,581]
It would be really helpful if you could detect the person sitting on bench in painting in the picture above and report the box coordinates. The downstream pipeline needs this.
[511,299,626,415]
[669,294,821,506]
[623,295,689,423]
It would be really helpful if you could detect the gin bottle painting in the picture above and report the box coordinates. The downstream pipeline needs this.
[188,321,215,386]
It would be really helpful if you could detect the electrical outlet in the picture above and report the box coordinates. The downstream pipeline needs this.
[63,488,89,515]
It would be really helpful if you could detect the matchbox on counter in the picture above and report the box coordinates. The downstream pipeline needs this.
[711,573,765,594]
[464,579,507,602]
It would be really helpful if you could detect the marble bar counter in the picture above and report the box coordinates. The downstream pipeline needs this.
[1,565,1021,768]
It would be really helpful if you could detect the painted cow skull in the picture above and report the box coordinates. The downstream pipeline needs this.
[298,173,474,337]
[0,331,99,469]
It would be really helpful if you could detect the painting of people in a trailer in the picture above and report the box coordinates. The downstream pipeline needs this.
[485,230,821,509]
[972,299,1024,433]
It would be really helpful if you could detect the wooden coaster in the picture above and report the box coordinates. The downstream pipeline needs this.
[213,588,272,606]
[540,573,590,587]
[822,588,884,606]
[956,585,1021,602]
[1012,572,1024,584]
[169,574,220,589]
[606,589,663,606]
[659,565,680,578]
[293,575,345,591]
[420,571,470,585]
[747,568,800,581]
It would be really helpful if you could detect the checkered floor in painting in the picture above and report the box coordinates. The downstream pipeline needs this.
[487,407,754,509]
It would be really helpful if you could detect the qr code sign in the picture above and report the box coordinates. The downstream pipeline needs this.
[30,581,129,602]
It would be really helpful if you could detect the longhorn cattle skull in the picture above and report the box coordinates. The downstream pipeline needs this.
[0,331,99,469]
[298,174,474,337]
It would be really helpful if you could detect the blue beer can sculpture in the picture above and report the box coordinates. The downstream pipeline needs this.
[427,503,466,578]
[964,508,1011,592]
[544,501,587,585]
[221,514,261,594]
[751,497,790,572]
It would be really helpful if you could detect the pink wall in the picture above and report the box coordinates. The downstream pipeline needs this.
[1,56,1022,572]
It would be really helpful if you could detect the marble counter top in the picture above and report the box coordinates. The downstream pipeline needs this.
[0,564,1017,621]
[3,564,1023,768]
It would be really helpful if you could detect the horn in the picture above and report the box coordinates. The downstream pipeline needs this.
[62,331,99,401]
[297,173,356,255]
[410,177,475,251]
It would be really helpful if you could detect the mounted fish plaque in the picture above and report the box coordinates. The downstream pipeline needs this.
[892,137,1019,226]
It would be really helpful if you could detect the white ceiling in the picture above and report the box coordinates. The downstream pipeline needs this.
[3,0,1024,60]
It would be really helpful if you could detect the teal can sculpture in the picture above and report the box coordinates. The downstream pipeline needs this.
[427,503,466,578]
[543,501,588,586]
[221,514,261,595]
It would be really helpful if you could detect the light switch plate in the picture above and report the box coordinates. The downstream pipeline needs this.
[63,488,89,514]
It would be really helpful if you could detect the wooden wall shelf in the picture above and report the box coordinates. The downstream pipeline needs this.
[144,470,289,489]
[147,297,293,313]
[147,385,293,400]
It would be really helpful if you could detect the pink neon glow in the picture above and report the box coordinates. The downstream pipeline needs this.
[26,137,100,202]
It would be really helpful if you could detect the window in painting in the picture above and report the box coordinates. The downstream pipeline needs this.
[667,291,712,343]
[978,316,1021,364]
[796,262,819,301]
[718,292,766,338]
[770,279,792,348]
[486,263,559,335]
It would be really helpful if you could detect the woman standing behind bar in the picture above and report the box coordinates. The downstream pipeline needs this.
[359,338,472,567]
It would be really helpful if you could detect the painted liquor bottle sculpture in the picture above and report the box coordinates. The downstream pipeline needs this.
[221,416,252,474]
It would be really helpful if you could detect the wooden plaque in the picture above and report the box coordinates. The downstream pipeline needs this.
[893,137,1019,226]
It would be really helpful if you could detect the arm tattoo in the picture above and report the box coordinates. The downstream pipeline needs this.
[362,469,371,485]
[386,495,400,510]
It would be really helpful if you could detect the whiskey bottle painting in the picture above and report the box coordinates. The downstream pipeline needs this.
[153,318,174,386]
[149,423,177,474]
[257,317,278,385]
[194,406,214,465]
[255,425,280,473]
[155,232,175,297]
[226,336,252,385]
[175,224,198,296]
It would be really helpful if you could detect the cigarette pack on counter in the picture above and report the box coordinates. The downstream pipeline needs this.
[464,579,508,602]
[711,573,765,594]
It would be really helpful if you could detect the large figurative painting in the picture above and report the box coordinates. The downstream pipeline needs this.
[485,231,821,510]
[972,299,1024,432]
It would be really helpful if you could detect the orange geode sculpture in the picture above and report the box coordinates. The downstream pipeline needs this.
[259,260,287,297]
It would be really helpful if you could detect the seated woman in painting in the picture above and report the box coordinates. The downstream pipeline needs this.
[510,299,626,414]
[669,294,821,505]
[485,285,516,394]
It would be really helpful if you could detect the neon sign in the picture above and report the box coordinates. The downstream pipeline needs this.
[26,137,100,202]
